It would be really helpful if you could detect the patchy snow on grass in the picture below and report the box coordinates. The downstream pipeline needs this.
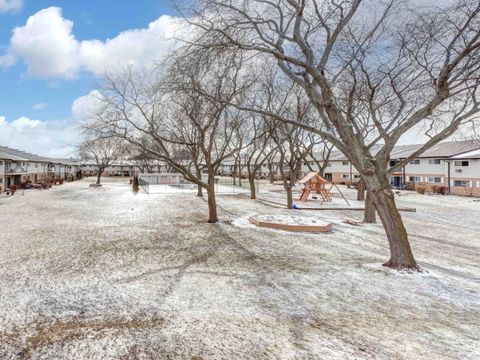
[0,178,479,359]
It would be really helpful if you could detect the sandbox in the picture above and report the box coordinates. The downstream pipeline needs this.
[249,214,332,232]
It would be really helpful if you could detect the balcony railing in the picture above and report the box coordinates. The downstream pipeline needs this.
[6,167,28,174]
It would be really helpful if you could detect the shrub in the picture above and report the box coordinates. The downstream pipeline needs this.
[465,186,474,197]
[437,186,448,195]
[405,182,415,191]
[416,186,426,194]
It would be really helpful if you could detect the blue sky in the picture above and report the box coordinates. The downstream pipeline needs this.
[0,0,178,156]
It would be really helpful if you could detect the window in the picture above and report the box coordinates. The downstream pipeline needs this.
[428,177,442,183]
[454,160,469,167]
[35,163,38,168]
[409,159,420,165]
[354,175,360,179]
[454,180,471,187]
[342,161,349,166]
[389,160,397,167]
[409,176,421,182]
[0,161,2,165]
[341,174,350,179]
[428,159,441,165]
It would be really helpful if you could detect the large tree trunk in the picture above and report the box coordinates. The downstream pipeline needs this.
[96,169,103,185]
[206,176,218,223]
[367,175,418,270]
[238,166,242,187]
[196,168,203,197]
[286,187,293,209]
[248,174,256,199]
[357,178,365,201]
[268,163,275,183]
[364,190,376,223]
[232,163,237,185]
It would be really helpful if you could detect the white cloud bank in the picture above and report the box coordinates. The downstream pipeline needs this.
[1,7,180,79]
[0,0,22,13]
[0,116,79,158]
[0,7,183,157]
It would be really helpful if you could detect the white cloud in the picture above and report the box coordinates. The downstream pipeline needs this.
[7,7,81,78]
[0,115,79,158]
[0,53,15,67]
[71,90,103,121]
[2,7,180,79]
[0,0,22,14]
[33,102,48,110]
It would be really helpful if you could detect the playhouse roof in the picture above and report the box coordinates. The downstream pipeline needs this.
[299,172,327,184]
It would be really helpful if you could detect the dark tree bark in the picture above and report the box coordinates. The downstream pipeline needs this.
[232,161,237,185]
[206,175,218,223]
[238,169,242,186]
[96,168,104,185]
[364,190,376,223]
[248,174,256,199]
[357,178,365,201]
[366,174,418,270]
[268,162,275,183]
[196,168,203,197]
[286,187,293,209]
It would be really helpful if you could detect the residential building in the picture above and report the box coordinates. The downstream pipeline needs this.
[3,140,479,197]
[0,146,79,192]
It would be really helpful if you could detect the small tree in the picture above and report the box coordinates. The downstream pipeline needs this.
[88,49,249,223]
[264,81,321,208]
[78,137,126,186]
[240,115,273,199]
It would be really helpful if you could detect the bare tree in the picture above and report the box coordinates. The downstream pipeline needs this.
[187,0,480,270]
[263,81,322,208]
[78,137,126,185]
[265,147,279,183]
[240,115,273,199]
[87,49,248,223]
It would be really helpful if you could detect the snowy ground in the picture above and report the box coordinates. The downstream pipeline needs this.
[0,178,478,359]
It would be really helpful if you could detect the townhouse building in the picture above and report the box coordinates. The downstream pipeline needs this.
[3,140,479,196]
[216,141,480,197]
[0,146,79,192]
[388,141,480,196]
[80,160,139,177]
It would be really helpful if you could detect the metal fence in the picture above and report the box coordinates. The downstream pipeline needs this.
[138,173,260,195]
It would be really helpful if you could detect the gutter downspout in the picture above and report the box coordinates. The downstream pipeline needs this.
[2,160,6,192]
[446,160,451,194]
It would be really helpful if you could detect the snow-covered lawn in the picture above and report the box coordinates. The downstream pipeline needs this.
[0,178,478,359]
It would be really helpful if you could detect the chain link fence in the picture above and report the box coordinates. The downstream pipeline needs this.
[138,174,261,195]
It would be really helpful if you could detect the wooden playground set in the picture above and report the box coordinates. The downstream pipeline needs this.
[298,172,350,206]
